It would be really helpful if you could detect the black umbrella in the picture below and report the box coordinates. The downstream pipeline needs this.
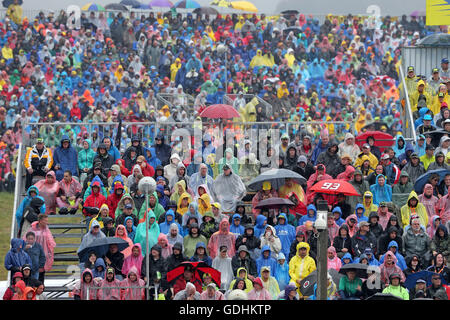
[77,237,130,263]
[362,121,390,132]
[2,0,22,8]
[414,169,450,194]
[248,168,306,191]
[283,26,302,36]
[423,129,448,148]
[299,269,342,296]
[281,9,299,15]
[254,197,294,210]
[366,293,403,300]
[105,3,130,10]
[120,0,142,8]
[339,263,368,279]
[193,6,219,15]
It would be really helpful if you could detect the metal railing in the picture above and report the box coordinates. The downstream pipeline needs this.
[156,92,195,114]
[401,46,450,80]
[223,94,273,118]
[398,65,417,145]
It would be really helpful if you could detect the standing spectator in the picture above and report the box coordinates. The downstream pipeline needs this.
[52,135,78,181]
[23,231,45,280]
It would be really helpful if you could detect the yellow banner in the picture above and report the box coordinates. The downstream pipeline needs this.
[426,0,450,25]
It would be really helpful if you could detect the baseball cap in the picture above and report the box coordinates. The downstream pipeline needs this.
[222,163,231,170]
[433,68,439,73]
[297,155,307,164]
[36,138,44,143]
[439,92,445,98]
[262,181,271,191]
[281,133,289,140]
[220,246,228,252]
[359,221,370,228]
[444,119,450,125]
[211,202,221,209]
[381,153,389,160]
[362,143,370,149]
[124,203,133,209]
[407,66,414,72]
[410,153,420,159]
[261,266,271,273]
[380,201,387,207]
[442,58,449,64]
[416,279,426,284]
[424,114,432,120]
[22,265,31,271]
[426,144,436,150]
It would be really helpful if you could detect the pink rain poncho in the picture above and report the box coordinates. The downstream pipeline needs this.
[207,218,236,259]
[72,269,99,300]
[114,224,134,259]
[157,233,173,259]
[119,266,145,300]
[327,246,342,271]
[97,269,121,300]
[34,170,60,214]
[24,220,56,272]
[121,243,144,277]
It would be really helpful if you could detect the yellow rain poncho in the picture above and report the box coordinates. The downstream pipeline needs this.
[239,97,257,122]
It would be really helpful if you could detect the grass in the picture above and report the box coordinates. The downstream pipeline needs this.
[0,192,16,281]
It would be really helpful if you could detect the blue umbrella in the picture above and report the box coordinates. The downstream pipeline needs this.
[404,270,447,290]
[77,237,130,263]
[414,169,450,194]
[2,0,22,8]
[247,168,306,191]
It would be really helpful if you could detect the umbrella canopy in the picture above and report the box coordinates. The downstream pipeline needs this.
[77,237,130,263]
[310,179,360,196]
[355,131,394,149]
[423,129,448,148]
[362,121,391,132]
[105,3,130,10]
[230,1,257,12]
[339,263,368,279]
[404,270,448,290]
[248,168,306,191]
[210,0,231,7]
[2,0,22,8]
[138,3,152,8]
[166,261,221,287]
[299,269,342,296]
[174,0,201,8]
[283,26,302,36]
[414,169,450,194]
[193,6,219,14]
[366,293,403,300]
[199,104,240,119]
[254,197,295,210]
[149,0,174,7]
[281,9,299,14]
[120,0,142,7]
[81,3,106,11]
[417,33,450,47]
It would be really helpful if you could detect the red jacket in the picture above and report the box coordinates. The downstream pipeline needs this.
[140,162,154,177]
[83,192,106,216]
[106,192,123,220]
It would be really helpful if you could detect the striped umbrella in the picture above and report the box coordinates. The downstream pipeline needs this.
[174,0,201,9]
[81,3,106,11]
[230,1,257,12]
[149,0,174,7]
[210,0,231,8]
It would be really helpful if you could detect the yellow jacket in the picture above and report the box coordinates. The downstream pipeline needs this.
[7,4,22,25]
[400,191,429,228]
[289,242,316,295]
[430,93,450,116]
[277,82,289,99]
[176,192,192,216]
[354,152,379,170]
[170,59,182,82]
[198,193,211,216]
[409,80,433,112]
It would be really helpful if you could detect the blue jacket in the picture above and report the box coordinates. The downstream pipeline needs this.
[332,206,345,226]
[392,135,406,156]
[24,240,46,274]
[274,254,290,291]
[145,147,162,170]
[16,185,46,227]
[53,135,79,179]
[370,174,392,205]
[4,238,32,271]
[254,214,267,238]
[190,242,212,266]
[102,137,121,162]
[311,139,330,165]
[230,214,245,235]
[92,257,106,279]
[341,252,354,265]
[256,245,278,277]
[379,241,407,270]
[397,143,415,165]
[354,204,368,224]
[124,216,136,241]
[274,213,296,258]
[159,209,181,235]
[299,204,317,226]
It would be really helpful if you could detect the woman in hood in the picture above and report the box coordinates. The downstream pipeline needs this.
[369,174,392,205]
[327,246,342,271]
[400,190,428,229]
[157,233,173,259]
[134,209,160,257]
[176,192,192,216]
[119,266,145,300]
[338,133,360,162]
[430,224,450,264]
[379,251,405,286]
[34,171,59,215]
[115,224,133,259]
[121,243,143,277]
[259,225,282,260]
[72,269,98,300]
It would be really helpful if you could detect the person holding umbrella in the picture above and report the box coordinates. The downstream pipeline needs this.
[337,267,363,300]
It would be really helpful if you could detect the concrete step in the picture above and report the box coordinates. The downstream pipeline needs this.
[53,233,84,239]
[54,253,79,262]
[49,223,86,229]
[55,243,80,249]
[47,213,85,219]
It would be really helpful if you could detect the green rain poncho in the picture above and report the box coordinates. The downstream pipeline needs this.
[134,209,160,257]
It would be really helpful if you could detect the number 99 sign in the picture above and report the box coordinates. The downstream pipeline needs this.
[321,182,340,191]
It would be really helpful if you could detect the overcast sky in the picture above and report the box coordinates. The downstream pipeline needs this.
[18,0,426,16]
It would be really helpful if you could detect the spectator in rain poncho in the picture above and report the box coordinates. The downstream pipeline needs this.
[134,209,160,257]
[212,164,246,213]
[212,245,234,290]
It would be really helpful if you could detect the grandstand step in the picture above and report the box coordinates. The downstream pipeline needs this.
[54,253,79,262]
[44,286,73,293]
[49,223,86,229]
[55,243,80,249]
[53,233,84,239]
[47,213,85,219]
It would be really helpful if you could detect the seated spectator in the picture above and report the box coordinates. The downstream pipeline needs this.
[57,170,82,215]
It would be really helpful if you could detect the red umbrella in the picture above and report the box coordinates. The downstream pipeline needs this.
[166,261,221,288]
[199,104,240,119]
[355,131,394,149]
[309,179,360,196]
